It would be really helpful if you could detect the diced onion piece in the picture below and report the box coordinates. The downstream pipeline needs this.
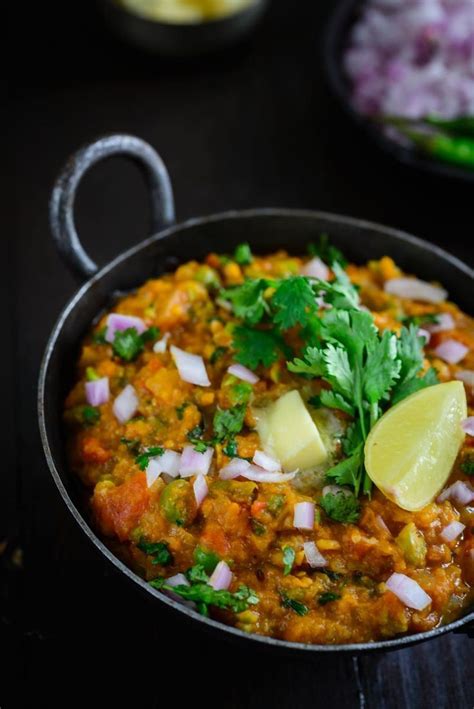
[252,450,281,472]
[146,450,181,486]
[385,573,431,611]
[437,480,474,506]
[112,384,138,423]
[456,370,474,390]
[170,345,211,387]
[193,474,209,508]
[179,445,213,478]
[301,257,330,281]
[228,363,259,384]
[293,501,315,530]
[105,313,146,342]
[163,573,195,608]
[440,520,465,542]
[241,465,297,483]
[384,278,447,304]
[417,328,431,344]
[376,515,391,534]
[303,541,327,568]
[85,377,109,406]
[219,458,251,480]
[433,339,468,364]
[461,417,474,436]
[153,332,170,353]
[426,313,455,333]
[209,561,233,591]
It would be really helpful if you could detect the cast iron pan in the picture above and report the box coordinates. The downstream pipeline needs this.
[39,134,473,655]
[323,0,474,184]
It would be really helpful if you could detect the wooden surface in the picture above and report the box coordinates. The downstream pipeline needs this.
[5,0,473,706]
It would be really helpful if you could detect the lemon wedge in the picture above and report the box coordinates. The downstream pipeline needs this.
[364,381,467,511]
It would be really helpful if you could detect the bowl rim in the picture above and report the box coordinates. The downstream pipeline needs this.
[102,0,267,28]
[38,207,474,653]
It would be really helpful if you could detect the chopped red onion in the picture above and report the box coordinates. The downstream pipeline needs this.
[440,520,465,542]
[385,573,431,611]
[456,370,474,390]
[252,450,281,472]
[426,313,455,333]
[219,458,251,480]
[241,465,297,483]
[384,278,447,304]
[112,384,138,423]
[85,377,109,406]
[417,328,431,344]
[301,257,330,281]
[179,445,213,478]
[227,363,259,384]
[209,560,233,591]
[153,332,170,353]
[146,450,181,486]
[163,573,195,608]
[437,480,474,506]
[293,501,315,530]
[376,515,391,534]
[461,417,474,436]
[193,474,209,508]
[105,313,146,343]
[433,339,468,364]
[170,345,211,387]
[303,541,327,568]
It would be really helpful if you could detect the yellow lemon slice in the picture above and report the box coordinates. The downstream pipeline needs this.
[364,381,467,511]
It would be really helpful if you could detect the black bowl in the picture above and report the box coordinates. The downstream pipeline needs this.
[40,135,473,656]
[323,0,474,184]
[98,0,269,57]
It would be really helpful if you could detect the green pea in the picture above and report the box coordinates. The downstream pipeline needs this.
[160,479,195,526]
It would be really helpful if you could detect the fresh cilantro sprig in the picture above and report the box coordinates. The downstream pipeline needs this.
[138,539,173,566]
[113,326,159,362]
[232,325,290,370]
[308,234,347,267]
[320,491,360,524]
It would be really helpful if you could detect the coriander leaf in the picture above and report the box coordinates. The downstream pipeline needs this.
[363,331,401,405]
[82,406,100,426]
[135,446,164,471]
[233,325,287,370]
[323,343,354,399]
[282,546,296,576]
[228,381,253,406]
[92,327,107,344]
[401,313,439,327]
[320,569,343,582]
[138,539,173,566]
[221,279,269,325]
[223,439,238,457]
[320,491,360,524]
[308,234,347,267]
[213,406,246,442]
[163,582,259,614]
[326,445,364,489]
[193,547,220,573]
[288,346,325,376]
[142,326,159,343]
[120,437,141,454]
[391,367,438,405]
[461,457,474,476]
[267,494,285,516]
[318,591,341,605]
[210,346,227,364]
[234,243,253,265]
[318,263,360,310]
[176,402,189,420]
[186,426,209,453]
[272,276,317,330]
[396,325,425,385]
[251,519,266,536]
[280,591,309,616]
[319,389,355,416]
[186,564,210,584]
[112,327,144,362]
[342,422,364,456]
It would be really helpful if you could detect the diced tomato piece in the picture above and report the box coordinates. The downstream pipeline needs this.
[93,473,150,541]
[200,524,229,556]
[251,500,267,517]
[81,436,111,464]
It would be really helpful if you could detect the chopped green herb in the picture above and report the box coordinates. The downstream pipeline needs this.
[251,520,266,536]
[318,591,341,606]
[186,426,209,453]
[150,577,259,615]
[112,326,159,362]
[282,546,296,576]
[233,325,289,370]
[92,327,107,344]
[308,395,322,408]
[320,491,360,524]
[223,439,238,457]
[213,406,246,442]
[210,346,227,364]
[400,313,440,327]
[228,381,253,406]
[267,494,285,516]
[186,564,210,584]
[193,547,220,574]
[272,276,318,330]
[320,569,343,582]
[176,402,189,420]
[82,406,100,426]
[280,591,309,616]
[234,243,253,266]
[308,234,347,267]
[221,279,270,326]
[138,539,173,566]
[135,446,164,471]
[86,367,100,381]
[461,457,474,476]
[120,437,141,454]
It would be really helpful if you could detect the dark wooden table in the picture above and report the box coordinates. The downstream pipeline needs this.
[5,1,473,706]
